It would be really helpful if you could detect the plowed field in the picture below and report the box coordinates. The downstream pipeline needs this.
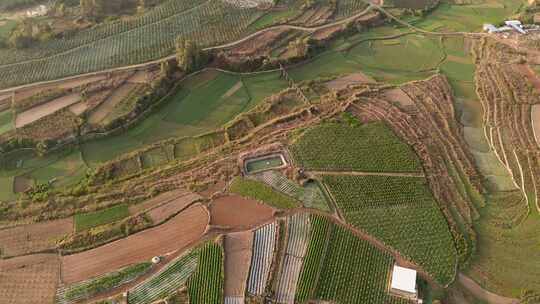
[209,195,276,230]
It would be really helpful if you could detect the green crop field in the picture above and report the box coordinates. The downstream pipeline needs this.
[230,177,300,209]
[290,122,422,172]
[296,214,412,304]
[187,242,224,304]
[323,175,457,285]
[82,70,286,166]
[74,204,129,231]
[0,0,371,89]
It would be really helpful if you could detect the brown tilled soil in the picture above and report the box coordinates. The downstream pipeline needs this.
[325,73,375,90]
[127,71,150,84]
[15,93,81,128]
[0,254,60,304]
[88,83,138,124]
[13,175,32,193]
[128,189,190,215]
[382,88,415,107]
[198,180,227,198]
[532,104,540,146]
[68,101,89,116]
[0,218,74,257]
[209,194,276,230]
[517,64,540,91]
[146,192,202,224]
[57,75,107,89]
[61,204,209,284]
[224,231,253,297]
[13,84,57,102]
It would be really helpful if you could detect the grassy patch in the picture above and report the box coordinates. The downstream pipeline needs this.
[229,176,299,209]
[0,109,13,135]
[323,175,457,285]
[74,204,129,232]
[290,122,422,172]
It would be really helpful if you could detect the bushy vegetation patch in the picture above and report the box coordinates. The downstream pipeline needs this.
[323,175,457,285]
[290,122,421,172]
[230,177,299,209]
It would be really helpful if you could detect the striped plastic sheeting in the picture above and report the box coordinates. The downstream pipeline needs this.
[247,221,278,295]
[274,213,311,304]
[224,296,245,304]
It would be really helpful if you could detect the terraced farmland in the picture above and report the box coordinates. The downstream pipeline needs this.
[295,215,411,304]
[323,175,457,285]
[187,242,224,304]
[247,221,278,295]
[290,122,422,172]
[274,213,311,303]
[128,251,198,304]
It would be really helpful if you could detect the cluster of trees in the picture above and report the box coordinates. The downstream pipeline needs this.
[7,18,53,48]
[79,0,159,19]
[175,37,207,73]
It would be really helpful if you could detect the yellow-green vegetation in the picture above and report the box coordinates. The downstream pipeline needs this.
[290,122,421,172]
[187,242,224,304]
[230,177,300,209]
[323,175,457,285]
[74,204,129,232]
[0,109,14,136]
[62,262,152,303]
[296,214,412,304]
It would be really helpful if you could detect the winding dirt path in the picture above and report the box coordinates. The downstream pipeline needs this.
[458,274,520,304]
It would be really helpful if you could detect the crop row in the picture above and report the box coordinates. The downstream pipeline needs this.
[274,213,311,303]
[323,175,457,285]
[290,122,422,173]
[296,214,411,304]
[0,1,263,89]
[187,242,224,304]
[255,170,329,210]
[247,221,277,295]
[127,251,198,304]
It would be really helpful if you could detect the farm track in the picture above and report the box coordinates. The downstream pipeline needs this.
[0,5,375,94]
[308,170,425,177]
[458,274,519,304]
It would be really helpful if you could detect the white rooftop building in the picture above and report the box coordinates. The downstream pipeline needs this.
[505,20,527,34]
[390,265,418,300]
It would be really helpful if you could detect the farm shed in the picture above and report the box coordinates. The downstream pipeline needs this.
[390,265,417,300]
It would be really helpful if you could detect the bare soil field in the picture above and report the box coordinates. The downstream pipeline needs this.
[0,254,60,304]
[13,84,57,102]
[516,64,540,92]
[198,180,227,198]
[57,75,107,89]
[382,87,415,107]
[224,231,254,298]
[146,192,202,224]
[88,83,137,124]
[15,93,81,128]
[127,70,151,84]
[13,175,32,193]
[325,72,375,90]
[128,189,190,215]
[61,204,209,284]
[0,218,73,257]
[68,101,89,116]
[209,194,276,230]
[532,104,540,146]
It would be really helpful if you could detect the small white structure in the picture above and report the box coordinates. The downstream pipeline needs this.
[505,20,527,34]
[483,23,512,33]
[390,265,418,300]
[151,256,161,264]
[26,5,48,17]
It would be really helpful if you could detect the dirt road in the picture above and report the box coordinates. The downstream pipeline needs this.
[458,274,520,304]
